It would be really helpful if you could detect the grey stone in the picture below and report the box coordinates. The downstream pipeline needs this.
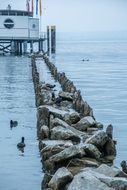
[48,167,73,190]
[50,145,84,163]
[81,143,102,160]
[39,125,49,140]
[72,116,96,132]
[67,170,114,190]
[85,131,108,149]
[50,126,80,143]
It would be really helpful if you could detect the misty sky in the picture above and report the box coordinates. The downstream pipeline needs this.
[0,0,127,32]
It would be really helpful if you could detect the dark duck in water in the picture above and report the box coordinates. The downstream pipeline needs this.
[17,137,26,149]
[10,120,18,129]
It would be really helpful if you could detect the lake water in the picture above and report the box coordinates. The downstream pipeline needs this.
[0,34,127,189]
[50,35,127,167]
[0,56,42,190]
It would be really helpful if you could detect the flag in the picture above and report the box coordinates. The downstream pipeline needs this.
[31,0,34,13]
[26,0,30,12]
[39,0,42,16]
[36,0,38,15]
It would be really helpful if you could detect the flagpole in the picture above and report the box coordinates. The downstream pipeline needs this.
[39,0,42,37]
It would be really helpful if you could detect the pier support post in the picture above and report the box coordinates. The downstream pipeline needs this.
[51,25,56,54]
[19,42,22,55]
[23,41,27,54]
[30,41,33,53]
[11,41,15,55]
[47,26,50,54]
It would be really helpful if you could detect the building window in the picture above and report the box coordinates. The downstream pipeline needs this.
[32,24,36,28]
[4,18,14,29]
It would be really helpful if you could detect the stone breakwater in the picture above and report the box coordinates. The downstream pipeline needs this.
[31,54,127,190]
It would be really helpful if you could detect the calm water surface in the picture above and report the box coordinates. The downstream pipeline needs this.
[51,38,127,166]
[0,56,42,190]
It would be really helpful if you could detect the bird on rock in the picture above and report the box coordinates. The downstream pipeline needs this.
[46,83,56,89]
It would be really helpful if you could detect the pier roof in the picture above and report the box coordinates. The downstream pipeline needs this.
[0,9,33,17]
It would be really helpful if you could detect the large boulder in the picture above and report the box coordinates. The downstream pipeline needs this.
[85,131,108,149]
[39,140,73,150]
[41,144,66,161]
[79,168,127,190]
[72,116,96,132]
[50,117,89,141]
[96,164,127,178]
[39,125,49,140]
[59,91,73,101]
[67,169,114,190]
[69,112,80,124]
[49,145,84,164]
[48,167,73,190]
[50,126,81,143]
[81,143,102,160]
[44,145,84,173]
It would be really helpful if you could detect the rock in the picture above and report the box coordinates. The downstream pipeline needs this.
[85,131,108,150]
[72,116,96,132]
[48,167,73,190]
[82,101,94,117]
[87,128,98,135]
[50,118,88,140]
[67,170,114,190]
[60,101,73,110]
[99,175,127,190]
[41,144,66,161]
[103,138,116,157]
[38,105,75,121]
[69,112,80,124]
[37,106,50,128]
[39,125,49,140]
[81,143,102,160]
[121,160,127,174]
[96,164,127,177]
[41,173,52,189]
[50,126,81,143]
[39,140,73,150]
[49,145,84,164]
[67,157,99,168]
[95,122,103,129]
[106,124,113,139]
[80,168,127,190]
[59,91,73,101]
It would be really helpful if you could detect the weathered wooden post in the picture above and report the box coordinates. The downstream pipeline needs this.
[19,41,22,55]
[47,26,50,54]
[23,41,27,54]
[30,41,33,53]
[51,25,56,54]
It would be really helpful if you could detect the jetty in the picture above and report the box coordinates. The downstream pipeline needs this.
[31,53,127,190]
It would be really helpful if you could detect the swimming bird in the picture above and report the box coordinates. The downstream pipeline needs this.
[10,120,18,129]
[17,137,26,149]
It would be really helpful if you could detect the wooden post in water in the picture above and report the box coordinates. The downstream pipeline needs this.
[47,26,50,54]
[51,25,56,54]
[23,41,27,54]
[30,41,33,53]
[19,42,22,55]
[11,41,15,55]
